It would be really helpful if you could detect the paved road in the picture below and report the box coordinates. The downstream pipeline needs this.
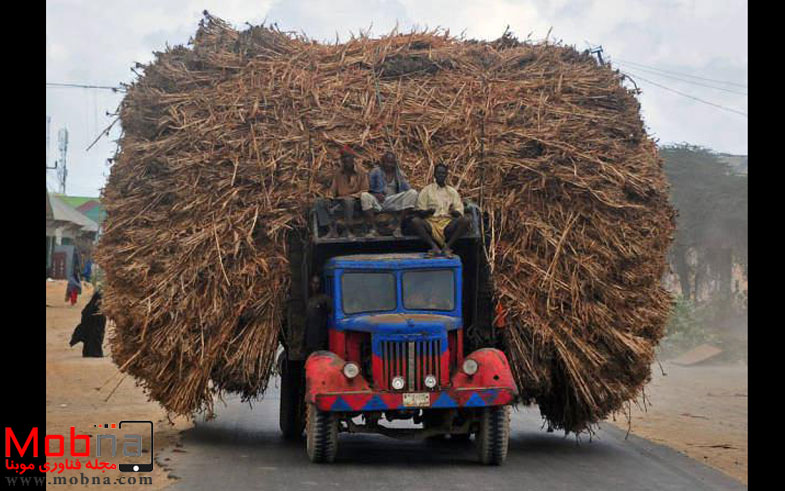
[159,379,745,491]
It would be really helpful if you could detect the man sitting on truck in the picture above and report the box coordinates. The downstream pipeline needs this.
[314,146,376,238]
[410,162,472,257]
[366,151,419,237]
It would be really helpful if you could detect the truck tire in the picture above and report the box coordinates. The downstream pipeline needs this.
[279,356,305,439]
[306,403,338,463]
[476,406,510,465]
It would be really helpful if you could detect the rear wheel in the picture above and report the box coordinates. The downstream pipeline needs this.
[306,403,338,463]
[279,355,305,439]
[476,406,510,465]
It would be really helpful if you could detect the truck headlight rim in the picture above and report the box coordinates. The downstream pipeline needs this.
[424,374,438,389]
[462,358,479,376]
[343,362,360,379]
[391,376,405,390]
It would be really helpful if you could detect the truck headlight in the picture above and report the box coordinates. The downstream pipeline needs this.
[462,359,479,376]
[424,374,437,389]
[343,362,360,379]
[391,376,405,390]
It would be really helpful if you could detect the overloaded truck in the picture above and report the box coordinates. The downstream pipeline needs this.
[278,203,517,464]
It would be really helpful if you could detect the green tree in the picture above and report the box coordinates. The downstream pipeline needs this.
[661,144,747,304]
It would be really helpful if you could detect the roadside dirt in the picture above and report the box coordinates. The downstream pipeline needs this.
[606,360,748,485]
[46,280,191,490]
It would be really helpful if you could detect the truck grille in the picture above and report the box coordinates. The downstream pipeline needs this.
[380,339,441,391]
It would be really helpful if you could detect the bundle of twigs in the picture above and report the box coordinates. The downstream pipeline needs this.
[96,13,674,432]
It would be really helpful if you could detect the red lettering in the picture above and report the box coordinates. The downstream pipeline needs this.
[44,435,64,457]
[5,428,38,457]
[69,427,90,457]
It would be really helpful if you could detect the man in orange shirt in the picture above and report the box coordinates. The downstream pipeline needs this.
[315,147,375,238]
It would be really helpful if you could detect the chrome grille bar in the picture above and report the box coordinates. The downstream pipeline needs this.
[380,339,441,391]
[407,341,415,390]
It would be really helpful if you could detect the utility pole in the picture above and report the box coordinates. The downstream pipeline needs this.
[57,128,69,194]
[46,116,51,168]
[46,117,59,194]
[589,45,605,65]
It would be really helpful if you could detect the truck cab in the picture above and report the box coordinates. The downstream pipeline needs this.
[301,252,516,464]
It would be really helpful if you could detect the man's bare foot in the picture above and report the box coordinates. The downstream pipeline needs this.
[392,228,403,238]
[425,247,441,258]
[366,228,378,238]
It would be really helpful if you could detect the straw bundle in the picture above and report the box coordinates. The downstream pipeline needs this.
[96,13,674,432]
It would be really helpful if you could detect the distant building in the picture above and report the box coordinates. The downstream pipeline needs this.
[46,192,100,279]
[717,154,748,176]
[55,195,106,226]
[46,188,53,221]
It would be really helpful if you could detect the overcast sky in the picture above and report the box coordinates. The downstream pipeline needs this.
[46,0,747,197]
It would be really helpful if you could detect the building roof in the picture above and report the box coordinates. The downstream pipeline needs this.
[52,194,106,226]
[55,195,97,208]
[48,193,99,233]
[75,200,106,225]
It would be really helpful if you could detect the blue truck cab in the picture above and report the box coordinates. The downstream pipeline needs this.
[324,253,462,393]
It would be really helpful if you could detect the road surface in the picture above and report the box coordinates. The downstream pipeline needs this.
[158,380,745,490]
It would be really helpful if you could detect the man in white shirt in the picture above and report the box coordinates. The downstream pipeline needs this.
[410,162,472,257]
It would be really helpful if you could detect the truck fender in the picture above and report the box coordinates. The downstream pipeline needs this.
[304,351,371,404]
[451,348,517,392]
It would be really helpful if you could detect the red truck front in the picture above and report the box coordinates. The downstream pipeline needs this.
[302,253,517,464]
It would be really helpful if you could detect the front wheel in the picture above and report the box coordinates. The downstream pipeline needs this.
[306,403,338,463]
[476,406,510,465]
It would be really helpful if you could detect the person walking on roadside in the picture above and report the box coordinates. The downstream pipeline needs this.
[69,290,106,357]
[65,270,82,306]
[82,258,93,283]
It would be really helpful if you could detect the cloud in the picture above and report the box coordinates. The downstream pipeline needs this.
[395,0,548,40]
[264,0,411,41]
[46,42,69,63]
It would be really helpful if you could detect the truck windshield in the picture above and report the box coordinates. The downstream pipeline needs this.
[402,270,455,311]
[341,272,397,314]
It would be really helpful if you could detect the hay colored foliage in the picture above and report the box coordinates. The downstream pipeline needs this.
[97,13,674,433]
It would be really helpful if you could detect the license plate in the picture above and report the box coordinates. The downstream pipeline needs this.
[403,393,430,407]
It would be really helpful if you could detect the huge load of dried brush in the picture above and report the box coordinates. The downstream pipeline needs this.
[96,13,674,433]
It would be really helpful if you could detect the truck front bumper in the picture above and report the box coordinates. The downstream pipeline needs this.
[305,348,518,412]
[314,387,516,412]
